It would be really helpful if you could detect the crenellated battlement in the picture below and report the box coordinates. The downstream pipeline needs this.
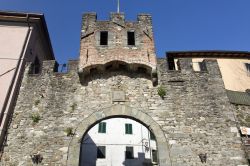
[81,12,152,32]
[26,58,222,86]
[26,60,79,76]
[157,58,221,74]
[79,12,157,83]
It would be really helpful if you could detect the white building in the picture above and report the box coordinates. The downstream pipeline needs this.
[81,118,158,166]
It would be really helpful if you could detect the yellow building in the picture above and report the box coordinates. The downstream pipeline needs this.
[167,51,250,105]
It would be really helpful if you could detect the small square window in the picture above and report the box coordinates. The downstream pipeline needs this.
[125,123,132,134]
[100,31,108,45]
[125,146,134,159]
[97,146,106,158]
[98,122,106,133]
[127,31,135,46]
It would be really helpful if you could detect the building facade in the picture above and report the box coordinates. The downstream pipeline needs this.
[0,11,250,166]
[0,11,54,148]
[167,51,250,92]
[81,118,157,166]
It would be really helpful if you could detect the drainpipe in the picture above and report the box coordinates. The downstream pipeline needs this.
[0,14,33,148]
[148,129,152,162]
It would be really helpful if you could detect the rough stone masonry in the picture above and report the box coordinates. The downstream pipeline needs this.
[1,12,249,166]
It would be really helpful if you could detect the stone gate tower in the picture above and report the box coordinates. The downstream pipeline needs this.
[78,12,157,84]
[1,11,249,166]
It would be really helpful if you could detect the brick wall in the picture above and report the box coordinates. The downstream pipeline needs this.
[78,13,157,77]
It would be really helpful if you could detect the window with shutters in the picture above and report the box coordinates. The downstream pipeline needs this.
[125,146,134,159]
[98,122,106,133]
[125,123,132,134]
[97,146,106,158]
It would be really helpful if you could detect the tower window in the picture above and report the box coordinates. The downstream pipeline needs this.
[125,147,134,159]
[100,31,108,45]
[98,122,106,133]
[97,146,106,158]
[127,31,135,45]
[125,123,133,134]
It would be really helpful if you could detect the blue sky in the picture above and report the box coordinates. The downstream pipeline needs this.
[1,0,250,64]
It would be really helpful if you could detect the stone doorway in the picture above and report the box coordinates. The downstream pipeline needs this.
[66,105,171,166]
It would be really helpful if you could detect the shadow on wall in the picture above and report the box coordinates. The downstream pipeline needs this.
[79,67,151,86]
[123,152,153,166]
[80,134,97,166]
[80,134,155,166]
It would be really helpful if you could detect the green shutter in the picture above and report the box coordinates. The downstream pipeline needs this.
[103,122,106,133]
[125,124,128,134]
[98,123,102,133]
[98,122,106,133]
[129,124,132,134]
[125,123,132,134]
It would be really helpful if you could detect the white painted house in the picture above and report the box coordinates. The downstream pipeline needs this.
[81,118,158,166]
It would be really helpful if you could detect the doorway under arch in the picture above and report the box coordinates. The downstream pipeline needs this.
[66,104,171,166]
[80,117,158,165]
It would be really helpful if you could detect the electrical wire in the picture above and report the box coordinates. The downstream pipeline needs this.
[0,67,16,77]
[0,57,26,77]
[0,58,24,61]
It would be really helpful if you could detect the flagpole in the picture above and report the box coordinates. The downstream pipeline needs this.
[117,0,120,13]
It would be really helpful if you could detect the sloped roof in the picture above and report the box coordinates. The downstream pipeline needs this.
[0,10,54,60]
[226,90,250,106]
[167,51,250,59]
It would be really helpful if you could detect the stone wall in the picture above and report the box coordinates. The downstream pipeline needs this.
[1,58,248,166]
[234,104,250,161]
[234,105,250,127]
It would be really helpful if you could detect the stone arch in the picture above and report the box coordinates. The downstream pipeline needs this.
[81,60,154,77]
[67,104,171,166]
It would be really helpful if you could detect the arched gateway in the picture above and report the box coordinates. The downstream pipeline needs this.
[67,105,172,166]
